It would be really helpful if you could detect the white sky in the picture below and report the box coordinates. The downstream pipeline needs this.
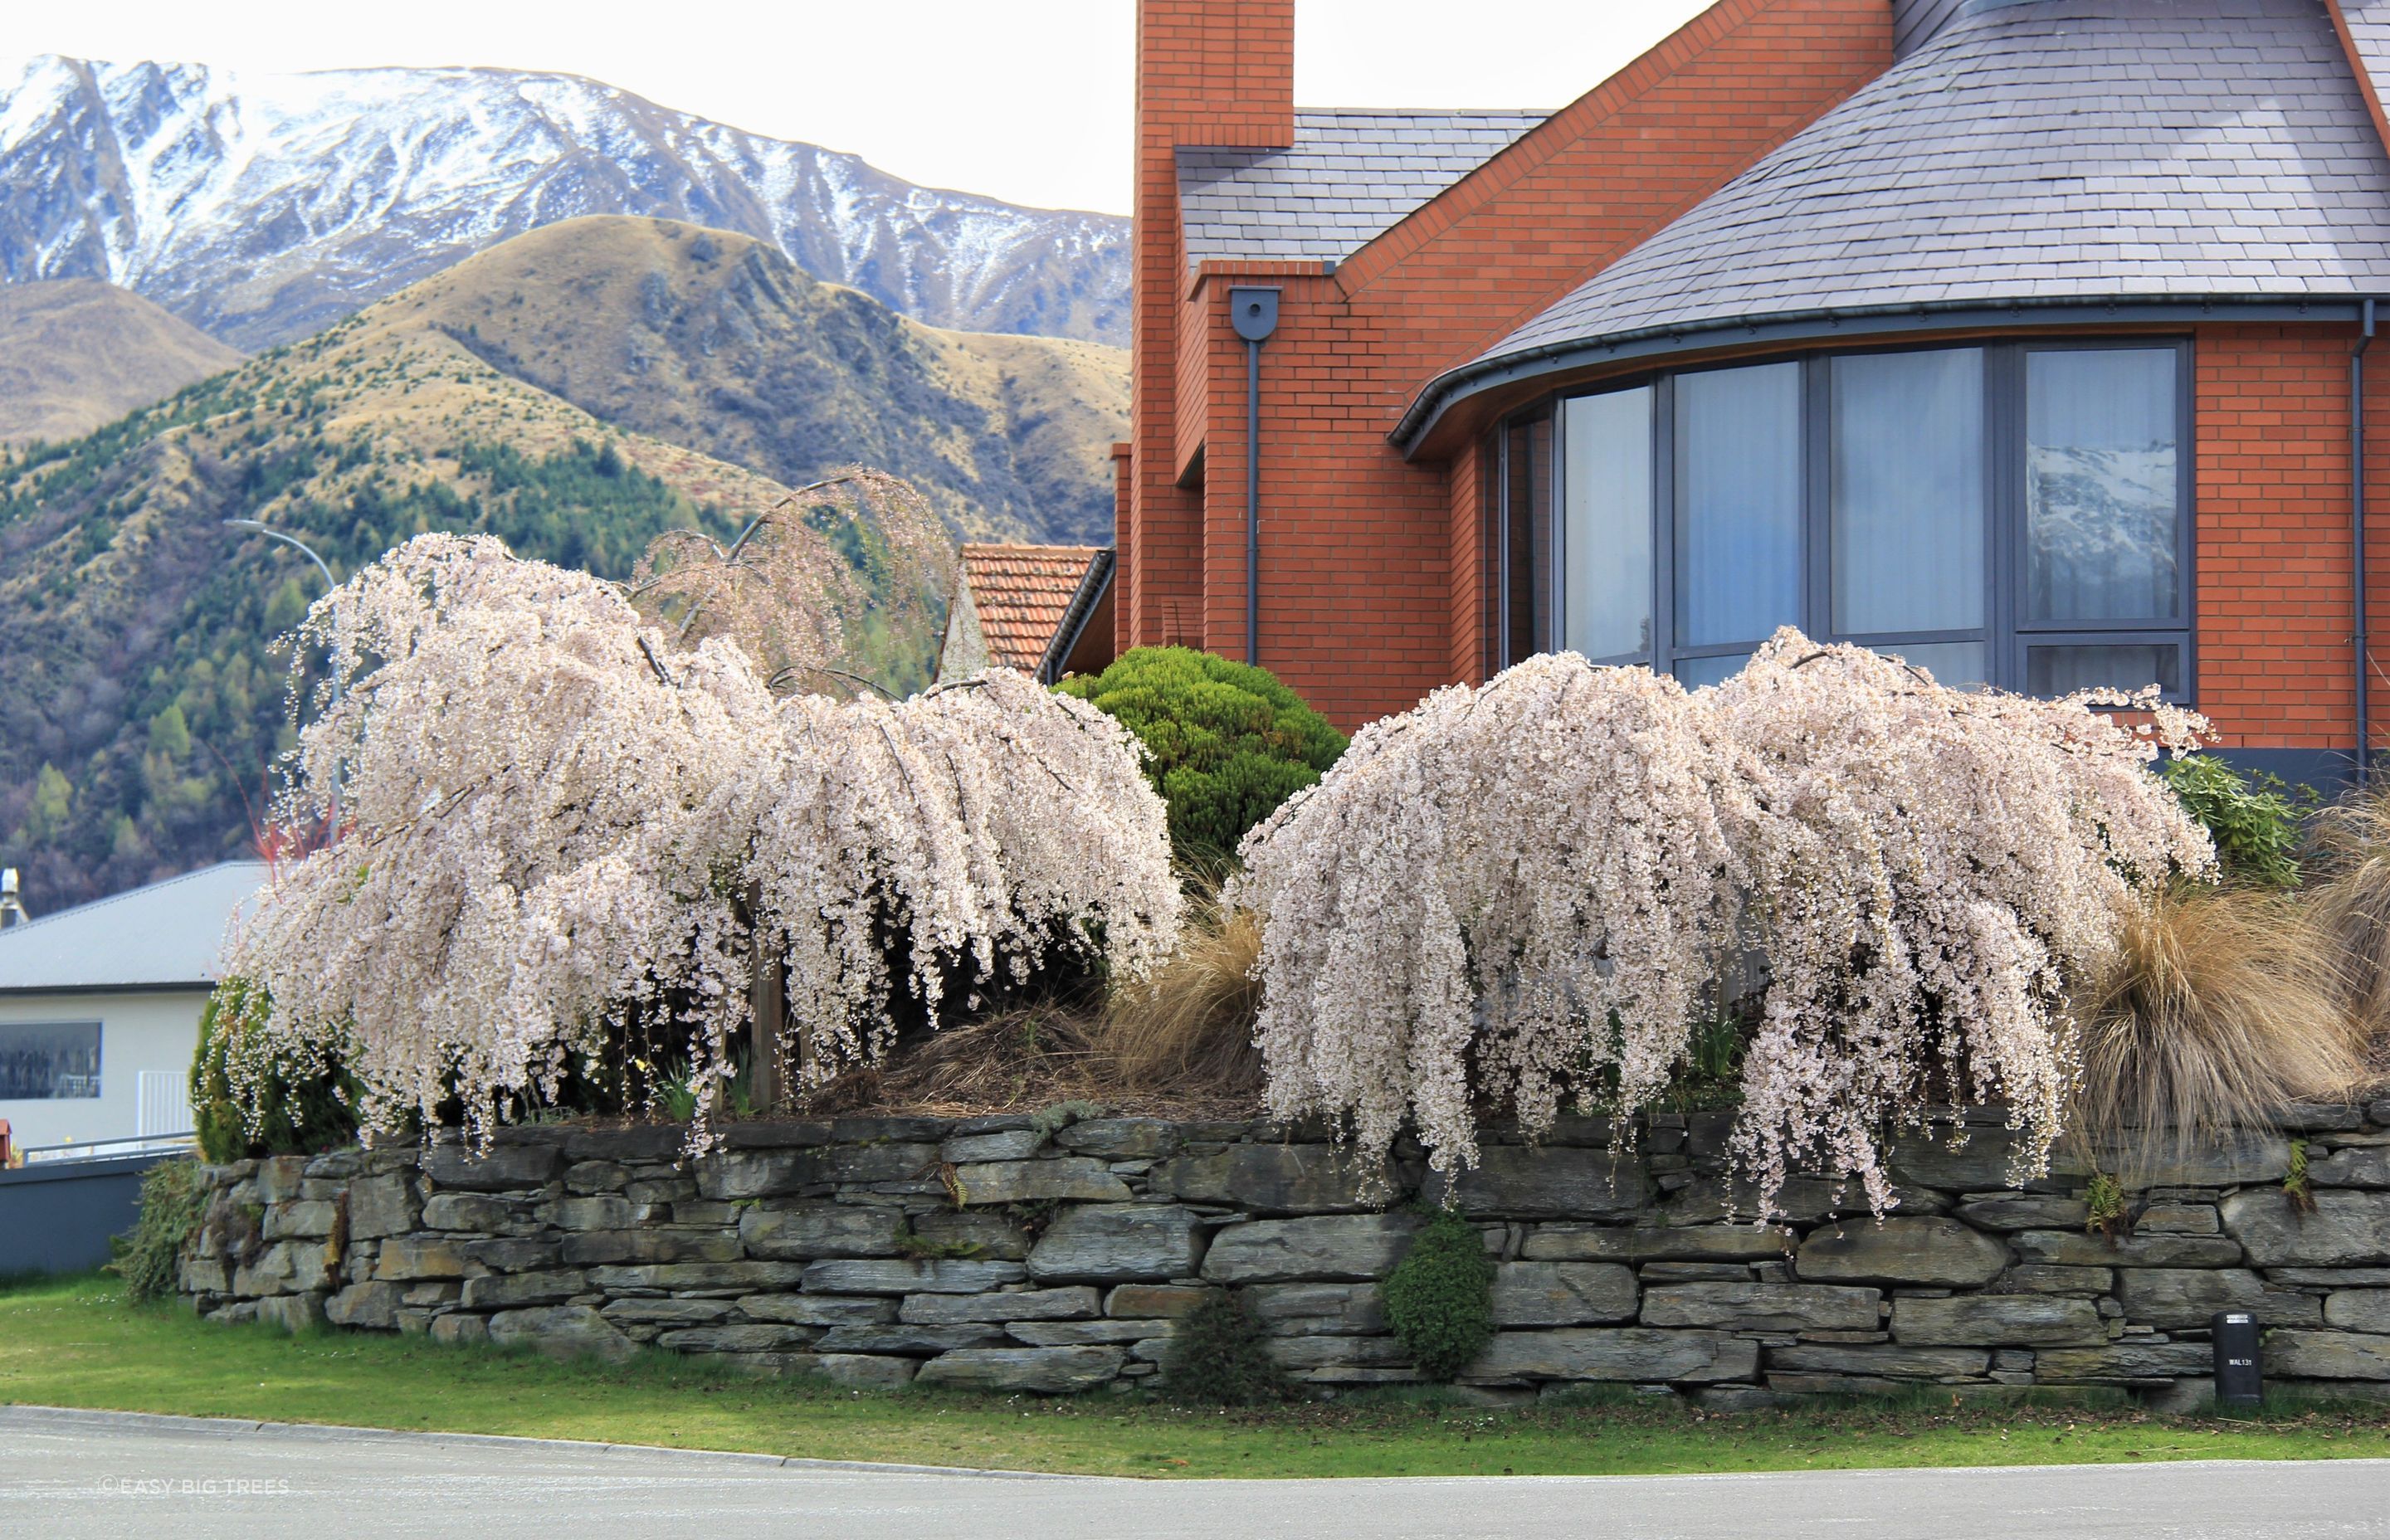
[2,1,1711,214]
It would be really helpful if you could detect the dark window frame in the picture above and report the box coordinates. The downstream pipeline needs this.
[1491,336,2197,699]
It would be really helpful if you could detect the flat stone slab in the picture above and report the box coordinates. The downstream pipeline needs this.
[2010,1231,2242,1269]
[1424,1147,1653,1220]
[2114,1269,2322,1330]
[1640,1281,1880,1333]
[1005,1318,1165,1345]
[373,1237,464,1282]
[913,1346,1126,1393]
[1796,1218,2007,1289]
[1891,1294,2105,1347]
[953,1157,1131,1205]
[739,1203,905,1260]
[587,1261,803,1293]
[1201,1213,1425,1284]
[735,1294,896,1326]
[2034,1341,2215,1382]
[1152,1144,1393,1213]
[809,1323,1004,1355]
[485,1305,637,1362]
[1246,1282,1388,1334]
[2324,1289,2390,1333]
[1467,1328,1758,1384]
[1026,1205,1203,1282]
[1053,1118,1182,1160]
[898,1288,1100,1324]
[1488,1262,1637,1327]
[2223,1190,2390,1268]
[1766,1343,1989,1379]
[1954,1195,2090,1231]
[2310,1147,2390,1189]
[460,1270,588,1310]
[422,1142,561,1192]
[800,1259,1028,1294]
[1522,1226,1791,1264]
[2265,1330,2390,1380]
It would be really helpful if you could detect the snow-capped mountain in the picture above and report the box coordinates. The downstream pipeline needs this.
[0,54,1129,350]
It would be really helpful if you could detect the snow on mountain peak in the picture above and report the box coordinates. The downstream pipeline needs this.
[0,53,1128,349]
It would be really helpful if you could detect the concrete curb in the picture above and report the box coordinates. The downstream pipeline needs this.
[0,1403,1097,1480]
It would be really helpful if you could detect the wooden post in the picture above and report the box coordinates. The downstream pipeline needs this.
[746,883,783,1113]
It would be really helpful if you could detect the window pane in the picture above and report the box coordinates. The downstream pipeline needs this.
[1671,651,1752,690]
[0,1021,100,1099]
[2026,348,2181,622]
[1561,387,1654,660]
[1505,414,1554,664]
[1875,640,1988,691]
[2026,642,2183,698]
[1832,348,1985,634]
[1675,362,1802,648]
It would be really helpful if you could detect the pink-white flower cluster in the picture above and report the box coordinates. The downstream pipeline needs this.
[1231,629,2215,1215]
[227,534,1176,1148]
[1708,631,2213,1211]
[1226,656,1756,1177]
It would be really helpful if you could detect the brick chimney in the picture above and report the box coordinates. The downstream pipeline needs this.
[1123,0,1295,651]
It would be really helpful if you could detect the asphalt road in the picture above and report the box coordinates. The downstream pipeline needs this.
[3,1404,2386,1540]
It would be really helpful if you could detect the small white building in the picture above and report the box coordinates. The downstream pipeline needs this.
[0,862,266,1156]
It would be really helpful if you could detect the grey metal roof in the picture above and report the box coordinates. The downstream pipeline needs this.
[0,862,266,993]
[1178,110,1546,269]
[1446,0,2390,394]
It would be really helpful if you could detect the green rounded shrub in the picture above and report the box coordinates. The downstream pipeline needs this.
[191,980,358,1163]
[1158,1289,1287,1405]
[1056,646,1346,862]
[1383,1207,1495,1381]
[2156,753,2314,889]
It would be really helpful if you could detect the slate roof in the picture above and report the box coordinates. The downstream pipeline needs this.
[1178,110,1546,269]
[957,543,1110,675]
[1441,0,2390,402]
[0,862,266,994]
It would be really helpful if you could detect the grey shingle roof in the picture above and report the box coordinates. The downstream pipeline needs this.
[1178,110,1546,269]
[2341,0,2390,111]
[1460,0,2390,376]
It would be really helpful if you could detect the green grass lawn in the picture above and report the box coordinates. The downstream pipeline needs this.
[4,1272,2384,1479]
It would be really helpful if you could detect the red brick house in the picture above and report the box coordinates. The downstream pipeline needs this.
[1117,0,2390,783]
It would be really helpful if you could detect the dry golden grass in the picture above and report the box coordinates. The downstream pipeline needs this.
[2071,883,2368,1172]
[2304,786,2390,1074]
[1104,903,1266,1100]
[795,935,1266,1121]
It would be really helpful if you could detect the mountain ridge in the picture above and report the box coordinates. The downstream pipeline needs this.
[0,53,1130,351]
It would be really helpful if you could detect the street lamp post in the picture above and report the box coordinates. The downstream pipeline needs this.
[225,519,344,824]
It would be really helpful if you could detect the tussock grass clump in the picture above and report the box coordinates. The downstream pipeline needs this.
[1104,896,1265,1099]
[2305,785,2390,1071]
[2071,884,2366,1172]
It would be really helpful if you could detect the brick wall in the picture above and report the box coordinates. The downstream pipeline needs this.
[2195,324,2367,753]
[1123,0,1892,727]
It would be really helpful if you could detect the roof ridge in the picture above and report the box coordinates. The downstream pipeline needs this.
[0,860,268,940]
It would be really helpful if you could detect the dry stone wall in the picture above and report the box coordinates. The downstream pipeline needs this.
[177,1103,2390,1406]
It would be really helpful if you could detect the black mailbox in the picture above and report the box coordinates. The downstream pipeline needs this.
[2212,1310,2262,1407]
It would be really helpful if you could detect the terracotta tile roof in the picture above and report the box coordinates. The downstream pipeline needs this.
[958,543,1109,673]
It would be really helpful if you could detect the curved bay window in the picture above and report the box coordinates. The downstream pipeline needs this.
[1491,340,2192,699]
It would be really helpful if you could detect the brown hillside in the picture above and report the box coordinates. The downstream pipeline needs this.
[378,217,1127,545]
[0,280,243,444]
[0,265,955,911]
